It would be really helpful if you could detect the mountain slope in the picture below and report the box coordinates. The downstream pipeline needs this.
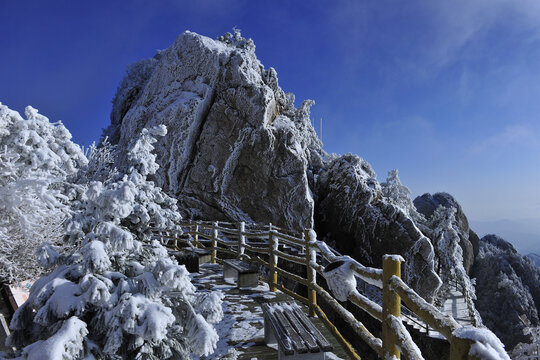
[526,253,540,267]
[471,234,540,349]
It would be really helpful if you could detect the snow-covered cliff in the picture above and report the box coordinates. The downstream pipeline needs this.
[104,30,322,231]
[471,234,540,349]
[105,30,445,301]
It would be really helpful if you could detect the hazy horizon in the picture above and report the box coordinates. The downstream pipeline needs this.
[468,217,540,255]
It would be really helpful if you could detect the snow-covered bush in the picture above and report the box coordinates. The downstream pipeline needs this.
[74,137,119,184]
[0,103,86,283]
[5,125,222,359]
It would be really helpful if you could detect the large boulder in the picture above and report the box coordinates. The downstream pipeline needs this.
[414,193,475,274]
[471,234,540,349]
[314,154,441,300]
[104,30,323,230]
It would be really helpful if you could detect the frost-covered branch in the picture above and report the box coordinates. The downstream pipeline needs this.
[0,103,86,283]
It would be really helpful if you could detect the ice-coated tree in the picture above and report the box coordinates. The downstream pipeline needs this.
[4,125,223,359]
[75,137,119,185]
[0,103,87,283]
[381,169,425,222]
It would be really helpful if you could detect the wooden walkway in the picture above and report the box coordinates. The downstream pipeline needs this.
[442,289,474,327]
[154,221,496,360]
[401,287,475,339]
[190,263,348,359]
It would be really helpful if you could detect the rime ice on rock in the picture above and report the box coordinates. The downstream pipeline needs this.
[315,154,442,301]
[105,30,323,231]
[99,29,525,351]
[103,29,447,303]
[472,234,540,349]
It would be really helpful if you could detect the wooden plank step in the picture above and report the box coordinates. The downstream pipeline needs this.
[283,306,320,353]
[223,259,258,273]
[286,302,332,352]
[273,306,308,354]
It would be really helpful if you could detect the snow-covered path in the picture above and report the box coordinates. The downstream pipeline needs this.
[442,288,474,327]
[401,287,475,339]
[190,263,347,359]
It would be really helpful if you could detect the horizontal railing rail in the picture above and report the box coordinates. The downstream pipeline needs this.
[150,220,502,360]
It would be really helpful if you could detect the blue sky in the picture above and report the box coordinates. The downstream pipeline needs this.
[1,1,540,237]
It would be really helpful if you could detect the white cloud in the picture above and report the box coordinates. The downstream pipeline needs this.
[324,0,540,82]
[422,0,540,68]
[470,124,535,154]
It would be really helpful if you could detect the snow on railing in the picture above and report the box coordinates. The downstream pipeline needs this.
[150,220,509,360]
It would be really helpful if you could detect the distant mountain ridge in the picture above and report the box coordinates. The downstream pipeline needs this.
[470,218,540,255]
[526,253,540,267]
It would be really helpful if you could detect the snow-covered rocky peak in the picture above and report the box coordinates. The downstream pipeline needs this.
[414,192,477,274]
[104,30,445,302]
[105,30,322,230]
[471,234,540,349]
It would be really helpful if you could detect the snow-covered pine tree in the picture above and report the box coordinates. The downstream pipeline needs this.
[75,137,119,185]
[381,169,425,222]
[0,103,87,283]
[4,125,223,360]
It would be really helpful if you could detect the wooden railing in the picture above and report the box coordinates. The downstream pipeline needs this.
[152,221,503,360]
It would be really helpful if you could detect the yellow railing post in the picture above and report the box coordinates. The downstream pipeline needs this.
[268,223,278,292]
[382,255,402,359]
[238,221,246,258]
[211,221,218,264]
[194,221,199,248]
[450,335,475,360]
[305,229,317,317]
[173,230,178,249]
[164,230,170,247]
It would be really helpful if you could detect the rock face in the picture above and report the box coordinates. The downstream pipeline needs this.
[105,30,443,300]
[471,234,540,349]
[104,30,323,230]
[414,192,475,274]
[413,192,481,325]
[314,155,441,300]
[104,29,538,352]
